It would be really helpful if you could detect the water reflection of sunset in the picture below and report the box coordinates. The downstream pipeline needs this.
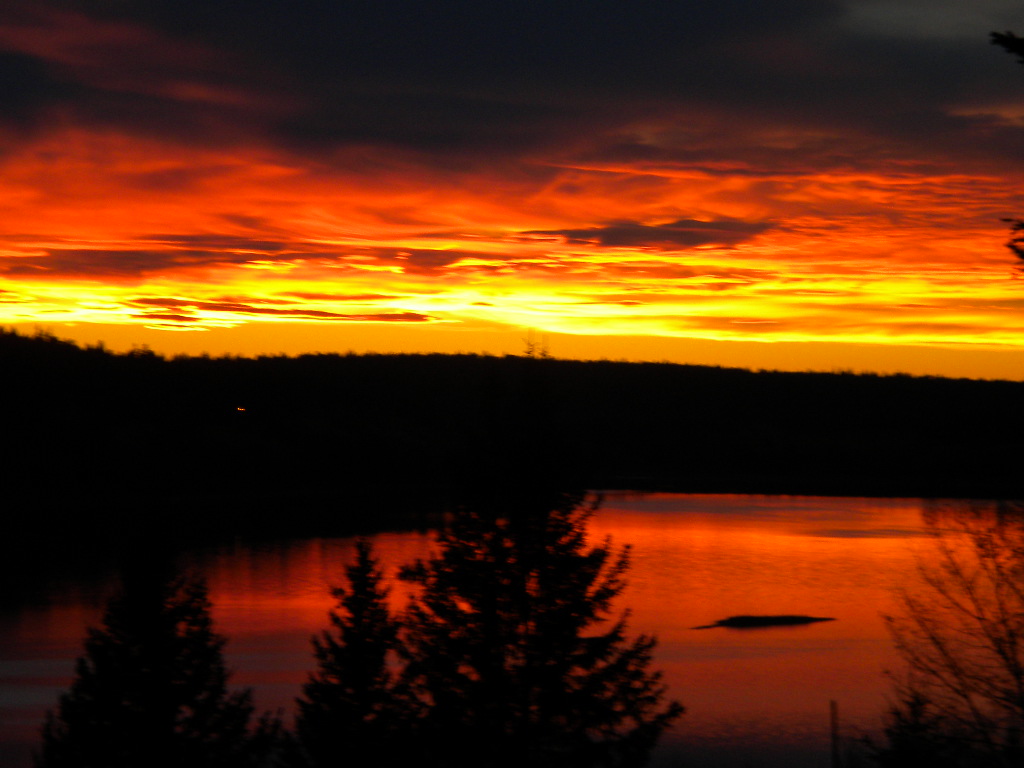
[0,495,985,767]
[589,494,927,761]
[181,495,934,755]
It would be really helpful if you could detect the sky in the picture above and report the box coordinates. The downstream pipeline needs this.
[3,0,1024,378]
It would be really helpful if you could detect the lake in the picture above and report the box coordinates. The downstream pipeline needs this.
[0,493,954,766]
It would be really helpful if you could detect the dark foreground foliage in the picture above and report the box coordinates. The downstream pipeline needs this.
[398,492,683,768]
[35,565,280,768]
[40,493,681,768]
[293,540,412,767]
[293,491,683,768]
[865,502,1024,768]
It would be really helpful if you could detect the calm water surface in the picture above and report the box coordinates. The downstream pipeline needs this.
[1,494,944,767]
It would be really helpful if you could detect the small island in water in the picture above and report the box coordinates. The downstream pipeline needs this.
[693,615,836,630]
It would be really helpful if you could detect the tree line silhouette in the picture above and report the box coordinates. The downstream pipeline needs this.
[36,492,683,768]
[4,326,1024,546]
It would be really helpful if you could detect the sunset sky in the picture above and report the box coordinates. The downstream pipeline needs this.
[3,0,1024,378]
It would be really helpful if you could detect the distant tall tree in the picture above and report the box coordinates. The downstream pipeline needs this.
[36,567,278,768]
[398,491,683,768]
[294,539,412,767]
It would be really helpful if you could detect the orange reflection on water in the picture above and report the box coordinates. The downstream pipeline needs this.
[0,494,943,768]
[190,532,436,690]
[588,493,929,754]
[188,494,930,752]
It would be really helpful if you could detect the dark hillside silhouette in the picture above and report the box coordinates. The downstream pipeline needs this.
[4,326,1024,545]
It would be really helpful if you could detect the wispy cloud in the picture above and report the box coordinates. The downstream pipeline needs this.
[1,0,1023,369]
[525,219,774,249]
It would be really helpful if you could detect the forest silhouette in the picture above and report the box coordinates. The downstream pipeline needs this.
[38,492,682,768]
[4,325,1023,550]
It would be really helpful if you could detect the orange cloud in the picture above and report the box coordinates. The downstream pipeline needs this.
[1,123,1021,354]
[2,0,1024,379]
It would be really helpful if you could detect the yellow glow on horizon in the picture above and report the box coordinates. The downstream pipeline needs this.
[2,124,1024,379]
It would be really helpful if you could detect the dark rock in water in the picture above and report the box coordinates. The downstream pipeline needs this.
[692,615,835,630]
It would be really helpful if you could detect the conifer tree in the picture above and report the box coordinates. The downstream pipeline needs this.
[398,491,683,768]
[294,539,411,767]
[36,566,277,768]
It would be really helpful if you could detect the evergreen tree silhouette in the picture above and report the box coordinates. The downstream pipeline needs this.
[294,539,412,767]
[36,566,278,768]
[398,491,683,768]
